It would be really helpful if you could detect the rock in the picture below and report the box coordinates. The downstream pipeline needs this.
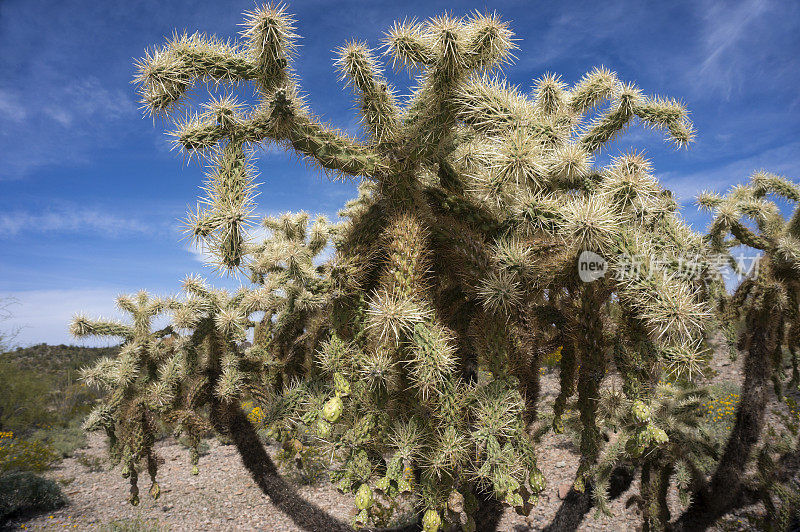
[554,460,566,468]
[558,482,572,500]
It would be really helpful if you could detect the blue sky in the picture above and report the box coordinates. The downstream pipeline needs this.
[1,0,798,346]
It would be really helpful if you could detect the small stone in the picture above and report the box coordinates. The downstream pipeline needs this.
[554,461,566,468]
[558,482,572,500]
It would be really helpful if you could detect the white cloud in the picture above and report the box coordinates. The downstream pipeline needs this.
[0,207,152,238]
[660,139,800,205]
[0,89,26,122]
[0,76,136,180]
[42,77,134,128]
[694,0,771,99]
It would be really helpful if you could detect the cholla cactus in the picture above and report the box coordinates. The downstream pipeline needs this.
[676,171,800,528]
[76,3,790,530]
[592,383,716,531]
[72,291,174,504]
[246,212,333,387]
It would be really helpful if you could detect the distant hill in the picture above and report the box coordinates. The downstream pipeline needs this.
[1,343,120,379]
[0,344,120,439]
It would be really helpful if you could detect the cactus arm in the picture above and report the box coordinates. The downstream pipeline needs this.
[789,207,800,240]
[453,78,531,135]
[551,339,577,433]
[729,219,771,251]
[278,114,385,178]
[134,33,259,115]
[382,18,434,71]
[633,96,695,147]
[696,191,724,212]
[579,84,640,152]
[567,66,619,115]
[751,171,800,203]
[573,282,610,491]
[532,73,567,116]
[71,315,135,340]
[136,8,384,180]
[464,11,516,71]
[335,42,400,144]
[171,102,385,179]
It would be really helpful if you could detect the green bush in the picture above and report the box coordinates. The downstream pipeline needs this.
[0,471,67,522]
[74,451,105,473]
[32,418,87,458]
[0,432,58,473]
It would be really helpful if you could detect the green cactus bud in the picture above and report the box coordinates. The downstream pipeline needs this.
[631,399,652,423]
[191,465,200,476]
[375,476,391,494]
[529,468,546,493]
[323,396,344,423]
[354,508,369,528]
[149,482,160,500]
[422,509,442,532]
[336,473,353,493]
[651,426,668,444]
[316,418,333,439]
[355,483,374,510]
[397,478,413,494]
[626,436,642,459]
[505,490,523,507]
[644,423,668,446]
[130,494,140,506]
[121,464,130,479]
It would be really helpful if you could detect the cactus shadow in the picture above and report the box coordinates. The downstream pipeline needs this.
[211,400,355,531]
[473,488,505,532]
[542,466,634,532]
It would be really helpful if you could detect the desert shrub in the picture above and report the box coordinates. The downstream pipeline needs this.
[0,432,58,473]
[0,471,66,522]
[541,346,564,368]
[32,418,87,458]
[701,384,741,436]
[74,451,105,473]
[242,401,265,425]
